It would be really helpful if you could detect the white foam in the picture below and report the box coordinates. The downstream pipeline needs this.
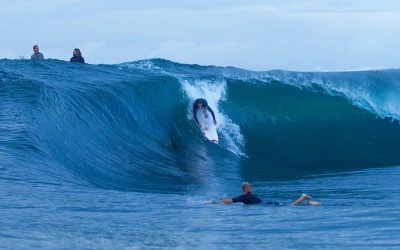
[118,60,167,74]
[180,79,246,156]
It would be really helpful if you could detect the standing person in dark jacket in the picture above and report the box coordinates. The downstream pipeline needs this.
[70,48,85,63]
[193,98,217,128]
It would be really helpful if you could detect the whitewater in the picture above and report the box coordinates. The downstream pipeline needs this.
[1,58,400,249]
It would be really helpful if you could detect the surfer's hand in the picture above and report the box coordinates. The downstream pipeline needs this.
[198,123,202,128]
[214,120,217,125]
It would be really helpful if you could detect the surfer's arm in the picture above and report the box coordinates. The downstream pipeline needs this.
[208,194,244,204]
[207,198,233,204]
[207,106,216,122]
[193,106,200,124]
[220,198,233,204]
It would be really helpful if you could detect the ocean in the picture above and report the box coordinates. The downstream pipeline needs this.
[0,58,399,249]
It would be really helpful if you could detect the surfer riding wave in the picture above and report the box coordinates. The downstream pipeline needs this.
[193,98,217,128]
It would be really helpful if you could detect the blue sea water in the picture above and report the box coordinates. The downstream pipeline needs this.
[0,58,400,249]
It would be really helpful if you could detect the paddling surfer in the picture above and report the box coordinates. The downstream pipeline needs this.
[209,182,321,206]
[70,48,85,63]
[31,45,44,60]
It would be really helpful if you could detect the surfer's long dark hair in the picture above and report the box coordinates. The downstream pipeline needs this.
[74,48,82,56]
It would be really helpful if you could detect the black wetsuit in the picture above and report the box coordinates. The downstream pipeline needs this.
[193,98,216,125]
[70,55,85,63]
[232,192,262,205]
[232,192,281,205]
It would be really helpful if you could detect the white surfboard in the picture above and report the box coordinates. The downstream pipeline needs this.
[196,108,219,144]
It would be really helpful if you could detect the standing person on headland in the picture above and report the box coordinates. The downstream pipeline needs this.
[193,98,217,128]
[31,45,44,60]
[70,48,85,63]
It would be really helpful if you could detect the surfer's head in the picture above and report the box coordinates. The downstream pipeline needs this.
[241,182,252,193]
[73,48,82,56]
[196,99,208,108]
[33,45,39,53]
[196,100,203,108]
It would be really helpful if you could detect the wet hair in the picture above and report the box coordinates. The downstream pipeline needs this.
[33,45,38,50]
[74,48,82,56]
[241,182,251,192]
[196,99,208,107]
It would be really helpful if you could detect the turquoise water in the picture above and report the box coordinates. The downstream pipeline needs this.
[0,59,399,249]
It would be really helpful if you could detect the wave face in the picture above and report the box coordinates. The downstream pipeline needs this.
[1,58,400,192]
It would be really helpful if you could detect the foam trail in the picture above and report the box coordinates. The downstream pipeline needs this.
[180,79,246,156]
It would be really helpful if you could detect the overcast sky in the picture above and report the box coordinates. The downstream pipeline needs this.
[1,0,400,71]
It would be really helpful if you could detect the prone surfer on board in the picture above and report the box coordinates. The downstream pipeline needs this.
[193,98,217,128]
[208,182,321,206]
